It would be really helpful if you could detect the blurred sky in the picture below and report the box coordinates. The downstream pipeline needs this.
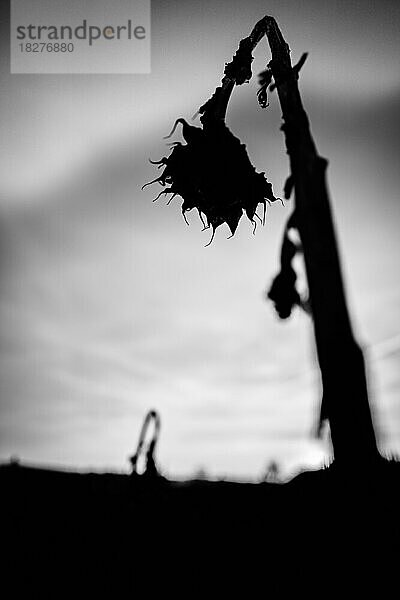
[0,0,399,479]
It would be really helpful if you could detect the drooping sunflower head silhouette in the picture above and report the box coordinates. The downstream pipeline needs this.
[142,23,284,245]
[143,115,281,246]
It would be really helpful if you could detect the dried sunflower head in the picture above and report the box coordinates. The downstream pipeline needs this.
[143,117,280,245]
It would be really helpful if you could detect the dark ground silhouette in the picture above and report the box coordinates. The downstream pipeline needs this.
[2,457,399,595]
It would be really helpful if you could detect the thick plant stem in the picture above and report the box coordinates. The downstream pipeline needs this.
[262,16,378,465]
[202,16,379,465]
[199,16,379,465]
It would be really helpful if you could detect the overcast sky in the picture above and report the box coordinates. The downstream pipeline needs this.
[0,0,399,479]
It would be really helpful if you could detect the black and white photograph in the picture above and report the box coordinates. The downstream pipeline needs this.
[1,0,399,594]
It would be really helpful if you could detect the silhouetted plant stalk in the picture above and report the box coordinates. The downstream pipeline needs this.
[145,16,379,466]
[257,16,379,466]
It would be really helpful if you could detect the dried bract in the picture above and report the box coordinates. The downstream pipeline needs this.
[257,67,273,109]
[267,213,303,318]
